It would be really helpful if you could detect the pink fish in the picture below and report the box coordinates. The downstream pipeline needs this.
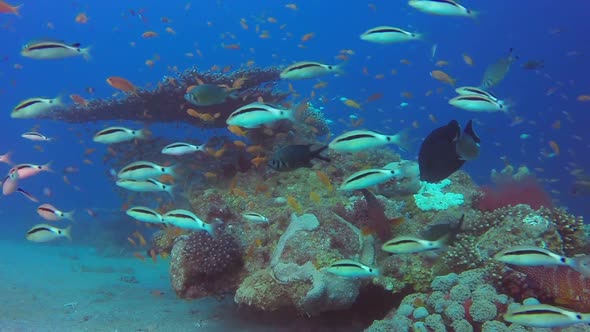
[2,171,19,195]
[0,152,12,165]
[37,203,75,222]
[10,162,53,179]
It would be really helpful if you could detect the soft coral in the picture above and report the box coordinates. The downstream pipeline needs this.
[475,177,553,211]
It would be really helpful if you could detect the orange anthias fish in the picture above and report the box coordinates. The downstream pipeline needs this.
[106,76,138,95]
[75,12,88,24]
[0,1,22,16]
[430,70,456,86]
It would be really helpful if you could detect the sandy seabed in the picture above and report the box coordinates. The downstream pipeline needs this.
[0,237,275,332]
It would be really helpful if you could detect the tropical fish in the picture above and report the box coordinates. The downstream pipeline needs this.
[382,236,446,254]
[455,120,480,161]
[242,212,269,223]
[408,0,477,18]
[454,86,500,103]
[504,304,590,328]
[163,209,216,236]
[360,26,421,44]
[21,40,91,60]
[226,102,294,129]
[0,1,22,16]
[2,171,19,195]
[116,178,174,197]
[418,120,480,182]
[323,259,379,278]
[26,224,72,242]
[430,70,456,85]
[10,162,53,179]
[0,152,12,165]
[449,95,506,113]
[339,168,399,191]
[106,76,138,95]
[36,203,75,221]
[267,144,330,172]
[494,245,572,267]
[93,127,146,144]
[11,97,62,119]
[126,206,165,224]
[328,129,409,153]
[280,61,344,80]
[117,161,176,180]
[184,84,236,106]
[161,142,205,155]
[21,132,52,142]
[480,48,518,89]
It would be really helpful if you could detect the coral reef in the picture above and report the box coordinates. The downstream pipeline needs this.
[413,179,465,211]
[475,176,553,211]
[169,232,243,299]
[366,269,511,331]
[34,66,289,128]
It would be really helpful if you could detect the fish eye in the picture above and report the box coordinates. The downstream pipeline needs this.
[132,131,136,134]
[328,65,333,70]
[561,257,566,263]
[161,167,165,172]
[577,314,582,320]
[58,230,62,234]
[386,137,391,141]
[369,268,373,272]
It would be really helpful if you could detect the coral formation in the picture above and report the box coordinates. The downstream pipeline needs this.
[413,179,465,211]
[169,232,243,299]
[475,177,553,211]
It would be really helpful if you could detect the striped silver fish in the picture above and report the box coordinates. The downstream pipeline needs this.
[226,102,294,129]
[324,259,379,278]
[163,209,216,236]
[21,40,91,60]
[360,26,422,44]
[93,127,146,144]
[161,142,205,156]
[116,178,174,197]
[448,95,506,113]
[408,0,477,17]
[329,129,408,153]
[21,132,52,142]
[126,206,165,224]
[339,168,399,191]
[382,236,445,254]
[454,86,500,102]
[242,212,269,223]
[504,304,590,328]
[26,224,72,242]
[493,245,570,267]
[11,97,62,119]
[117,161,176,180]
[280,61,344,80]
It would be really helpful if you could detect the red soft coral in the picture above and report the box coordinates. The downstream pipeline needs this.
[475,177,553,211]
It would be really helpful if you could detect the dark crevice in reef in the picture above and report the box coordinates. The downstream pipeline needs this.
[231,284,412,332]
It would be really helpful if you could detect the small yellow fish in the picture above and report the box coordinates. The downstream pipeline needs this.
[287,196,303,215]
[343,99,362,110]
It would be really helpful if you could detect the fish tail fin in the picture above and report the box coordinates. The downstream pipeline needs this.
[65,210,75,222]
[332,62,347,76]
[206,219,223,238]
[81,45,92,61]
[167,164,177,177]
[63,225,72,241]
[392,129,412,151]
[3,152,14,165]
[42,161,54,173]
[13,4,23,17]
[312,145,331,162]
[165,185,175,199]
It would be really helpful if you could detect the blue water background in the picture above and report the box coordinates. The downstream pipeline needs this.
[0,0,588,240]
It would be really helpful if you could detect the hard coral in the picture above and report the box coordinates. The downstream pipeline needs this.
[474,177,553,212]
[170,232,243,299]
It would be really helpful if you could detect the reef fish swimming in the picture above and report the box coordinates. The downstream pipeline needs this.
[479,48,518,90]
[418,119,480,183]
[93,127,146,144]
[267,144,330,172]
[339,168,399,191]
[117,161,176,180]
[126,206,165,224]
[323,259,379,278]
[280,61,344,80]
[184,84,235,106]
[360,26,422,44]
[11,97,62,119]
[21,40,91,60]
[161,142,205,155]
[26,224,72,242]
[328,129,408,153]
[226,102,294,129]
[504,304,590,328]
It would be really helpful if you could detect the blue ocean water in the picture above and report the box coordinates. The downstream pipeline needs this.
[0,0,588,329]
